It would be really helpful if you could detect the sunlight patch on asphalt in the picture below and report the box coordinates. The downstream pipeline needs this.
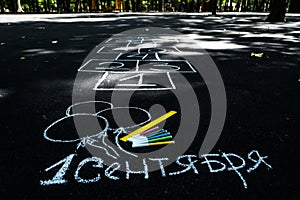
[0,89,13,98]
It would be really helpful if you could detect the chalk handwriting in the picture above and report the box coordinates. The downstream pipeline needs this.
[41,150,272,189]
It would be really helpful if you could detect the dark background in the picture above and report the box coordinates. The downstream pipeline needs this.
[0,13,299,199]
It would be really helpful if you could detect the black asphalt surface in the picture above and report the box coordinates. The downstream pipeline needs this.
[0,13,299,199]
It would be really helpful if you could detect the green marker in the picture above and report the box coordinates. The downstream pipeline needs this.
[148,135,172,143]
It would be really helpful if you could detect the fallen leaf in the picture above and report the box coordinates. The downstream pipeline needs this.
[251,52,264,57]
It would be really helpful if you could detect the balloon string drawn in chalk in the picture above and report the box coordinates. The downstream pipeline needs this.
[43,101,177,159]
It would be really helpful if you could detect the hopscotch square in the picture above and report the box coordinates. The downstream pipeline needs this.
[105,37,133,44]
[78,59,138,72]
[106,36,157,44]
[105,36,180,45]
[137,60,196,73]
[151,37,180,44]
[101,37,154,49]
[96,45,132,54]
[115,46,183,61]
[93,72,176,91]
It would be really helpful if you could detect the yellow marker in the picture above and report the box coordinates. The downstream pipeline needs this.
[251,52,264,57]
[148,141,175,146]
[120,111,177,142]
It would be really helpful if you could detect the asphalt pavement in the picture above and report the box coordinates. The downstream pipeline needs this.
[0,13,299,199]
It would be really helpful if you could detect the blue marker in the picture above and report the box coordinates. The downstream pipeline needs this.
[147,132,170,140]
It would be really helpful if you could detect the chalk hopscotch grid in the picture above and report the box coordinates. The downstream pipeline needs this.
[79,36,195,91]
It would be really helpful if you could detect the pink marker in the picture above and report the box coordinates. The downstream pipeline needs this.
[140,126,159,135]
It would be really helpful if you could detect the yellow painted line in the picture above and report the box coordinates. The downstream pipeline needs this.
[120,111,177,142]
[148,141,175,146]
